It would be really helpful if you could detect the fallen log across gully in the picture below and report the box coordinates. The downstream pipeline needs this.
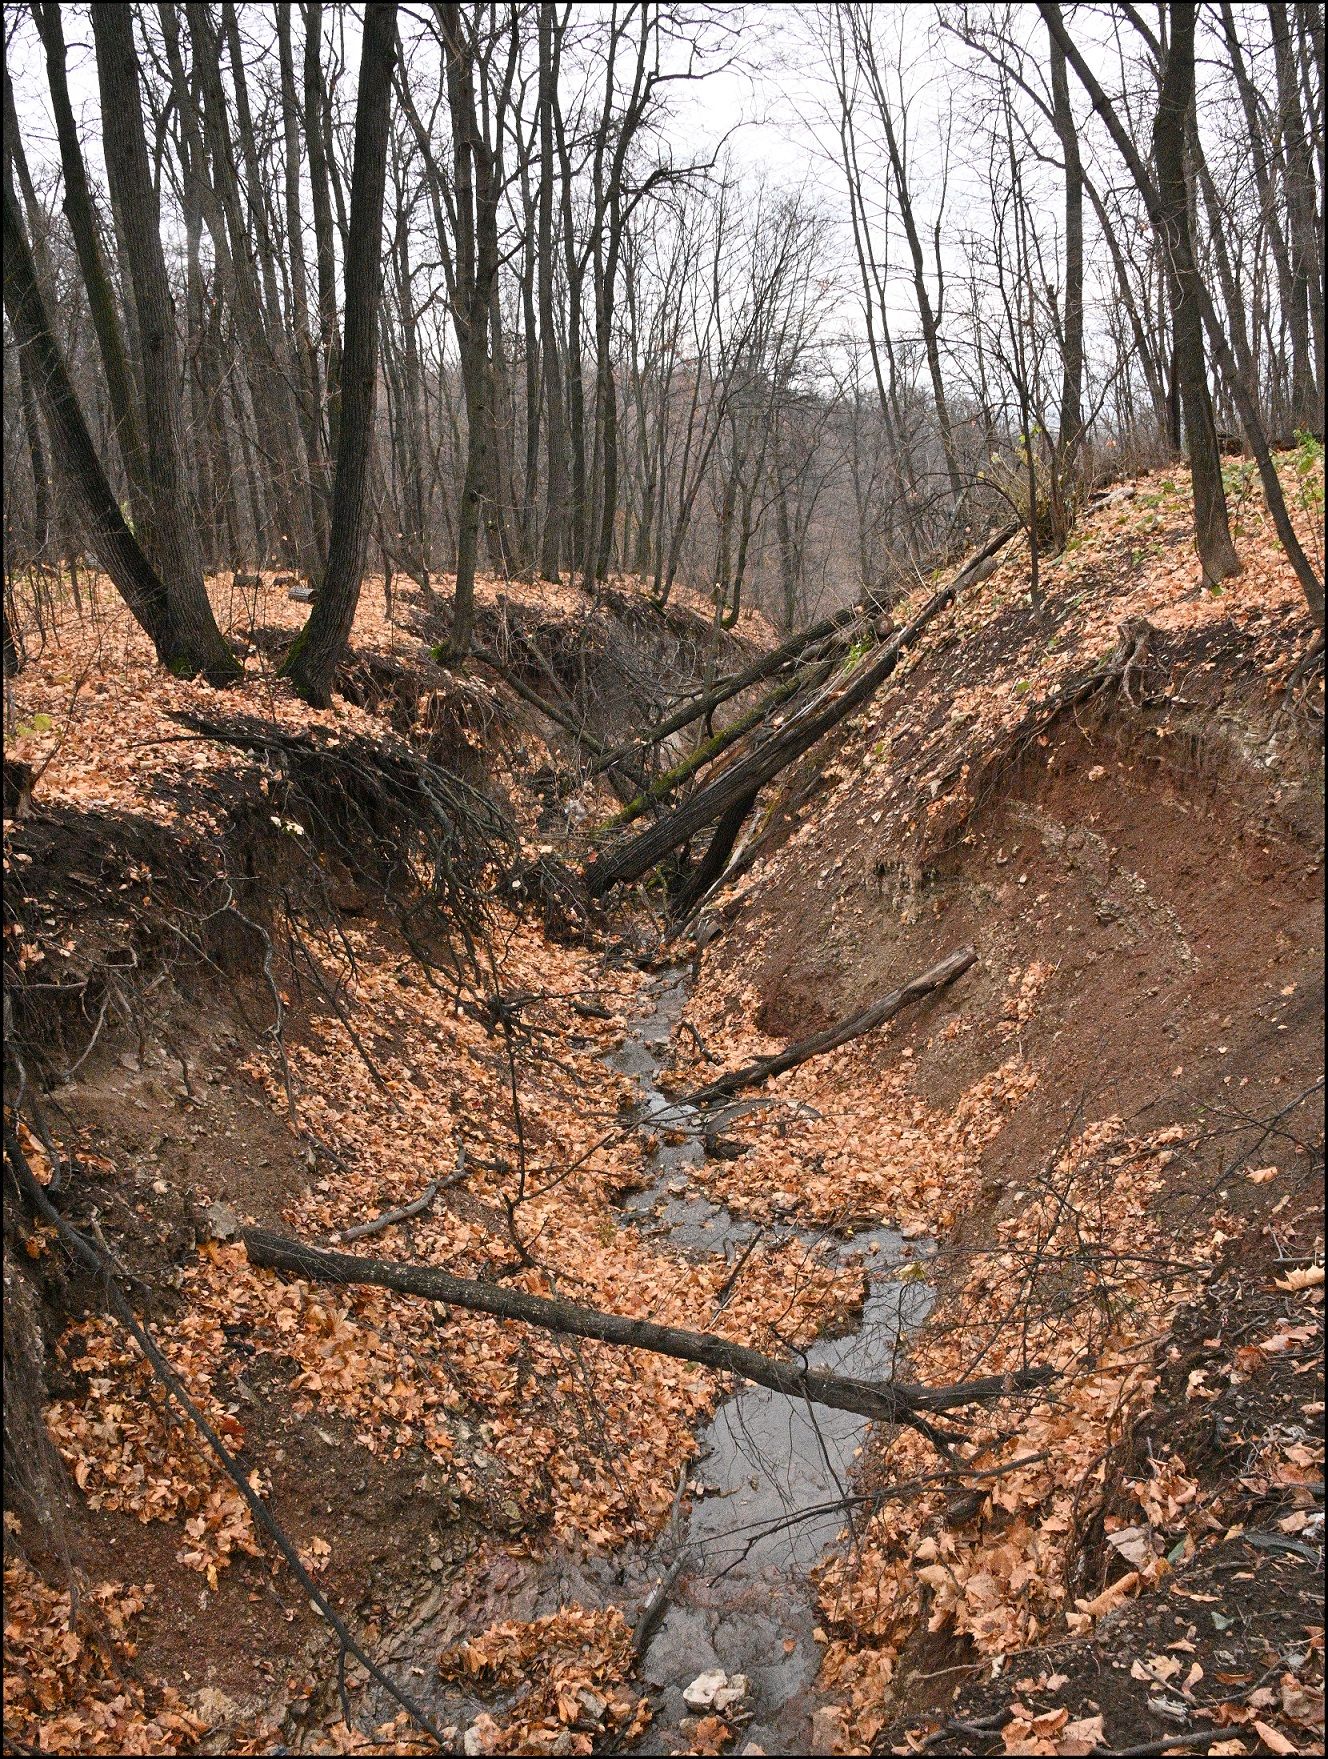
[685,945,977,1106]
[582,525,1018,897]
[240,1225,1052,1446]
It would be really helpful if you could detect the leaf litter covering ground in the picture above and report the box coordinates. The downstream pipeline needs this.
[5,460,1323,1754]
[5,572,841,1754]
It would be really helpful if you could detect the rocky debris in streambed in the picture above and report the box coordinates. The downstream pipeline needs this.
[682,1669,750,1713]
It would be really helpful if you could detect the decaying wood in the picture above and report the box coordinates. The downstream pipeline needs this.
[673,786,758,917]
[583,527,1018,897]
[240,1222,1051,1443]
[603,648,843,829]
[333,1145,470,1244]
[676,768,823,931]
[334,1178,440,1244]
[686,945,977,1105]
[588,595,865,782]
[633,1552,688,1657]
[601,604,882,829]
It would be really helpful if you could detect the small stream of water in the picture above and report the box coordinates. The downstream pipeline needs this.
[604,972,934,1752]
[374,970,934,1753]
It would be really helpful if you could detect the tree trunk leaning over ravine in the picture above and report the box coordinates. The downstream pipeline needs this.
[589,606,863,784]
[583,526,1018,896]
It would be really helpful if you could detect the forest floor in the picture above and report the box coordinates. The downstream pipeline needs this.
[3,454,1324,1758]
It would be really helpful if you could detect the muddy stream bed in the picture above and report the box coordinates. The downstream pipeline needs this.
[369,971,935,1754]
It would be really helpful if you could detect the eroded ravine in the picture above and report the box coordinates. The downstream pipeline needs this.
[372,970,934,1753]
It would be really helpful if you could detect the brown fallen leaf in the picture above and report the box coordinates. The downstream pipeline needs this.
[1275,1265,1324,1293]
[1055,1713,1104,1755]
[1075,1569,1140,1620]
[1280,1674,1325,1729]
[692,1713,733,1755]
[1251,1720,1300,1754]
[1131,1653,1182,1684]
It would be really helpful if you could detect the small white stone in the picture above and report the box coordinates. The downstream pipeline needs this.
[712,1673,750,1712]
[682,1669,727,1712]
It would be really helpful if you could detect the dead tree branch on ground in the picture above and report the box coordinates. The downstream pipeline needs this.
[686,945,977,1105]
[240,1224,1052,1445]
[3,1126,448,1752]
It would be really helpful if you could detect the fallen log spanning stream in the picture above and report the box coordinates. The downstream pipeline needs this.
[256,965,1046,1752]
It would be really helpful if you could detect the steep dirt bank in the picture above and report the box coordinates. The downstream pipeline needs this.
[669,463,1324,1752]
[4,463,1323,1758]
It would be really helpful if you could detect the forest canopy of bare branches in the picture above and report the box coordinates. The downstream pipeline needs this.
[4,1,1324,692]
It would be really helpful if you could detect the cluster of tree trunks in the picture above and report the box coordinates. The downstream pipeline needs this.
[4,2,1324,701]
[1038,2,1323,629]
[584,527,1018,898]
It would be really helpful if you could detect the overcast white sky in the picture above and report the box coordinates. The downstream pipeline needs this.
[5,3,968,226]
[5,1,1240,374]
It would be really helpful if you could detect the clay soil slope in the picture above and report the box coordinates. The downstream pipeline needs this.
[670,457,1324,1755]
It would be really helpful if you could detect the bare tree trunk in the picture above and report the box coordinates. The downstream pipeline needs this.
[537,3,568,581]
[516,148,541,569]
[1269,0,1323,430]
[1040,0,1323,625]
[304,1,343,456]
[1048,28,1084,480]
[1151,2,1241,588]
[91,3,241,684]
[435,1,512,658]
[851,7,963,508]
[1220,1,1306,419]
[282,2,398,705]
[277,1,331,566]
[30,5,152,545]
[437,1,484,659]
[552,12,588,576]
[182,0,313,577]
[3,177,183,671]
[14,331,51,556]
[1083,173,1169,440]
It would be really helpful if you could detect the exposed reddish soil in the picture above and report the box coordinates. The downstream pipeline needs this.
[670,470,1324,1755]
[4,469,1323,1757]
